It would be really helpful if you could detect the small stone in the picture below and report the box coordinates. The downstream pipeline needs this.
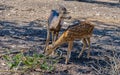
[1,63,6,66]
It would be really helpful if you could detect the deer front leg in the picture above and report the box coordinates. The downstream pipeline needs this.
[51,31,55,55]
[44,30,50,53]
[51,31,55,44]
[55,32,59,41]
[86,37,91,58]
[78,38,87,58]
[65,41,73,64]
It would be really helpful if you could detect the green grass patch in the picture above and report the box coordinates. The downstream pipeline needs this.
[3,51,58,73]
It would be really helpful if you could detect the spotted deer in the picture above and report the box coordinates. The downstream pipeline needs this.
[44,6,71,52]
[45,21,94,64]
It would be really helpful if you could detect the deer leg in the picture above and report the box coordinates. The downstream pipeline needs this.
[86,37,91,58]
[78,38,87,58]
[53,32,58,44]
[51,32,58,56]
[51,31,55,55]
[51,31,55,44]
[55,32,59,41]
[52,32,59,55]
[44,29,50,53]
[65,41,73,64]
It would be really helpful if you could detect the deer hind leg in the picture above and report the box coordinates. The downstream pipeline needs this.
[78,38,87,58]
[86,37,91,58]
[65,41,73,64]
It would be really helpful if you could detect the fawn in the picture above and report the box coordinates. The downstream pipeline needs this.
[44,6,71,52]
[45,21,94,64]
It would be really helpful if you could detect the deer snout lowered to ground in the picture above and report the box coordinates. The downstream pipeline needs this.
[44,6,71,52]
[45,21,95,64]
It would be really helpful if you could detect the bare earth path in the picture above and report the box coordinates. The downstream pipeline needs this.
[0,0,120,75]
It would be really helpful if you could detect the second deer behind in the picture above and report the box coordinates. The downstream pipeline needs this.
[49,6,71,44]
[44,6,71,52]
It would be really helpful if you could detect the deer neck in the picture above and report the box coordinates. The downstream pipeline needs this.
[52,33,66,50]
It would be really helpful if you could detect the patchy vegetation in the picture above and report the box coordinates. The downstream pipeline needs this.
[2,49,58,74]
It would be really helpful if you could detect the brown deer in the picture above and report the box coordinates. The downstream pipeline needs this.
[45,21,94,64]
[44,6,71,52]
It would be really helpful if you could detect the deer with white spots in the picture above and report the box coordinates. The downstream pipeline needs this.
[45,21,94,64]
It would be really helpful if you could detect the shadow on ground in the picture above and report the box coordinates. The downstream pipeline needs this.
[0,20,120,74]
[0,20,47,51]
[64,0,120,8]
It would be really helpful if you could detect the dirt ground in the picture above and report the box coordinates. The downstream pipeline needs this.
[0,0,120,75]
